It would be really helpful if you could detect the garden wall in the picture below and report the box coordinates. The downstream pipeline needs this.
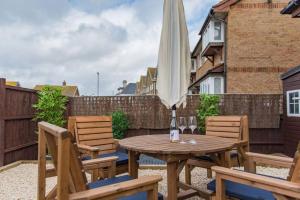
[0,78,38,167]
[67,94,284,153]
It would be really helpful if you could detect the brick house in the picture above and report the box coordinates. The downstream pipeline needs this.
[189,0,300,94]
[34,81,79,97]
[135,67,157,95]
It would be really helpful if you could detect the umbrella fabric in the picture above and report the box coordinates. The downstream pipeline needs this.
[156,0,192,108]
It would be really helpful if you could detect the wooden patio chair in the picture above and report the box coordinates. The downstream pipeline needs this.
[37,121,163,200]
[208,143,300,200]
[185,115,249,183]
[68,116,128,180]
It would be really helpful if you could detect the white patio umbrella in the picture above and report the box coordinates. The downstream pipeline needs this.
[156,0,192,109]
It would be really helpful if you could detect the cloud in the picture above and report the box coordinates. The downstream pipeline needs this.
[0,0,217,95]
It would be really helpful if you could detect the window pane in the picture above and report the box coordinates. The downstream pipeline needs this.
[214,21,221,40]
[290,104,295,114]
[295,103,299,114]
[289,93,295,103]
[214,78,221,94]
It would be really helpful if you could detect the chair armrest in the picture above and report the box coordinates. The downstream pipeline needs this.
[235,140,249,147]
[69,175,162,200]
[77,144,100,152]
[212,166,300,199]
[114,139,120,148]
[246,152,293,168]
[82,157,118,171]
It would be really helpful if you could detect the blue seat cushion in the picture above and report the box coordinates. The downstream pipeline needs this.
[88,175,164,200]
[82,151,128,166]
[207,179,275,200]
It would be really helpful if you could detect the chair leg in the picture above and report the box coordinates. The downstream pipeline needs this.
[185,163,192,185]
[207,169,213,178]
[147,184,158,200]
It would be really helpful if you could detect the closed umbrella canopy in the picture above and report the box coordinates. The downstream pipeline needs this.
[156,0,192,109]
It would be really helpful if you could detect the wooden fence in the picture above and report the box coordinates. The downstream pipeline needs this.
[68,94,283,153]
[68,94,282,129]
[0,78,38,166]
[0,85,284,167]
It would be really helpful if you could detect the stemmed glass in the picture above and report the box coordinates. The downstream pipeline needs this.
[178,117,187,144]
[188,116,197,144]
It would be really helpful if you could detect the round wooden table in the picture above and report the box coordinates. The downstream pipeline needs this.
[119,134,236,200]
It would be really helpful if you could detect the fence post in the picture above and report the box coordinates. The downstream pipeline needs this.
[0,78,6,166]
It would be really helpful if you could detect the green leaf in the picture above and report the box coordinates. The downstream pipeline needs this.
[112,111,129,139]
[196,94,220,134]
[32,86,68,127]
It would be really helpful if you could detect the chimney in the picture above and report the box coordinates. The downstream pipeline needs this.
[123,80,127,88]
[62,80,66,86]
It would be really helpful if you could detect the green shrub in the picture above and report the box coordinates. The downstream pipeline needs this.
[33,86,68,127]
[196,94,220,133]
[112,111,129,139]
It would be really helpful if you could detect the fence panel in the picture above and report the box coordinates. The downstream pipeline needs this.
[68,94,283,153]
[68,94,282,129]
[0,78,38,166]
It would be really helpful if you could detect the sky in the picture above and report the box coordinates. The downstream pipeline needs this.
[0,0,218,96]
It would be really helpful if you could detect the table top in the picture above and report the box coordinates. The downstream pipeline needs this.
[119,134,236,155]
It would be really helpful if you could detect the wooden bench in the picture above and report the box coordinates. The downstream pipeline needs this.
[68,116,128,180]
[185,115,249,183]
[37,121,163,200]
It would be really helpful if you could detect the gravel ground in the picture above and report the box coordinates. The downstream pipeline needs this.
[0,163,289,200]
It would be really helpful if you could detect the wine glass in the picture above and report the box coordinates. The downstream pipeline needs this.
[188,116,197,144]
[178,117,187,144]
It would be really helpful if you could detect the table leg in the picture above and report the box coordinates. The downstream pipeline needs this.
[128,150,139,178]
[219,151,231,168]
[167,161,178,200]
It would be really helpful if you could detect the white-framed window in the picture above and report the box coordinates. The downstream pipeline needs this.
[287,90,300,117]
[202,20,224,52]
[191,59,196,71]
[199,76,224,94]
[214,77,222,94]
[214,21,222,40]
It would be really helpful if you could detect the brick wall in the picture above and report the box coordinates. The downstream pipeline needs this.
[196,49,224,80]
[226,0,300,93]
[196,60,213,80]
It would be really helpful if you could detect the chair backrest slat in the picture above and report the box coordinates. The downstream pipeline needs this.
[206,116,247,142]
[69,116,116,154]
[38,122,88,200]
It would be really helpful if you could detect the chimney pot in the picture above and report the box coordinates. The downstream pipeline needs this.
[122,80,127,88]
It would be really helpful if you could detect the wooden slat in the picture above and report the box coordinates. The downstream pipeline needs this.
[206,126,240,133]
[207,116,242,122]
[77,122,112,129]
[207,121,241,127]
[81,139,114,147]
[4,141,37,153]
[78,133,113,141]
[75,116,112,123]
[78,128,112,135]
[37,128,46,200]
[206,131,240,139]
